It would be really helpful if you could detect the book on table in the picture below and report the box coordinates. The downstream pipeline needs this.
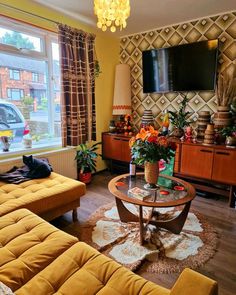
[128,187,151,201]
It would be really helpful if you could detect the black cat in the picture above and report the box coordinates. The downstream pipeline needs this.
[23,155,52,179]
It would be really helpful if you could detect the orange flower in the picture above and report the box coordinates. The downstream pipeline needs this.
[129,136,136,148]
[148,125,159,137]
[135,125,159,141]
[157,136,168,147]
[135,128,148,141]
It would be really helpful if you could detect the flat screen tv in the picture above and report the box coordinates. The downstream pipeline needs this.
[142,39,219,93]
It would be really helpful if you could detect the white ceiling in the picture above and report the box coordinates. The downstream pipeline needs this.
[34,0,236,36]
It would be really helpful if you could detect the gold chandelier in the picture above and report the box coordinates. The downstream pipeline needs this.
[94,0,130,33]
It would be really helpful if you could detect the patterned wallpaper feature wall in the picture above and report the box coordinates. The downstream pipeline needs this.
[120,12,236,130]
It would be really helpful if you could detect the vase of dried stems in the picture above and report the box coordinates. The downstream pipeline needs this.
[214,66,236,129]
[144,161,159,189]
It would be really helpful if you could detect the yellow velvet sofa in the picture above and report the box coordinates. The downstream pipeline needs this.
[0,208,218,295]
[0,172,86,221]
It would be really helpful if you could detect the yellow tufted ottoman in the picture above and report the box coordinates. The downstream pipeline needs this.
[0,209,218,295]
[0,172,86,221]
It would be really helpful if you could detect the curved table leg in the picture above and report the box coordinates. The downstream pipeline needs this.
[139,205,144,245]
[148,201,192,234]
[116,198,192,244]
[116,198,139,222]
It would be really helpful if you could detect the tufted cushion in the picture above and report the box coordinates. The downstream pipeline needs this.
[0,172,86,217]
[16,242,170,295]
[0,209,78,292]
[0,209,169,295]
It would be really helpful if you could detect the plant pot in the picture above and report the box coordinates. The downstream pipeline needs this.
[23,138,32,148]
[170,127,184,138]
[144,161,159,189]
[225,136,236,147]
[78,172,92,184]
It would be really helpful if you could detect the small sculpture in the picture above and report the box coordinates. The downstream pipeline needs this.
[161,110,170,135]
[185,126,193,142]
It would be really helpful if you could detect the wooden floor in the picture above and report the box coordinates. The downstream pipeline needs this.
[53,171,236,295]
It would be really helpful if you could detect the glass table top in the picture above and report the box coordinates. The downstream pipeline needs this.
[114,174,189,204]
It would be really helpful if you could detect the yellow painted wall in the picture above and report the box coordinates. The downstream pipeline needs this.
[0,0,120,171]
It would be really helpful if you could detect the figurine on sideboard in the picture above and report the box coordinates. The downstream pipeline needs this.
[184,126,193,142]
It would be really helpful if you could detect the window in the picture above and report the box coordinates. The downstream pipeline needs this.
[0,26,42,52]
[0,17,61,152]
[9,69,20,80]
[7,88,24,100]
[32,72,39,82]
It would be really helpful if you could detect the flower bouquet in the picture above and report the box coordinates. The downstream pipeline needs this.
[129,126,176,188]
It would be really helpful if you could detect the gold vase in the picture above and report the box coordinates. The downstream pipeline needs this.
[144,161,159,189]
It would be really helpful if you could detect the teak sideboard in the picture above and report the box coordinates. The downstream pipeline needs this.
[102,132,236,207]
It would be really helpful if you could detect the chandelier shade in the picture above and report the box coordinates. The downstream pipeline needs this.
[94,0,130,32]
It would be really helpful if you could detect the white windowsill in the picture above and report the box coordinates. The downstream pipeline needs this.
[0,143,63,160]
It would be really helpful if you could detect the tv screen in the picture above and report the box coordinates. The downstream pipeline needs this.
[142,40,219,93]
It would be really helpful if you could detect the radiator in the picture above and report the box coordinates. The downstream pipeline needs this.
[0,147,77,179]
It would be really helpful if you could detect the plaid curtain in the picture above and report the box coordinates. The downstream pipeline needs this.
[58,24,96,146]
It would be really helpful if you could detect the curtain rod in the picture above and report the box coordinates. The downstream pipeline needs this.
[0,2,59,25]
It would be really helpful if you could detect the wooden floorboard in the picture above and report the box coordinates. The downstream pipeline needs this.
[52,171,236,295]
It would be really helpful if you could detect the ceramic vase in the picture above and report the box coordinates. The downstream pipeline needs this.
[213,106,232,129]
[144,161,159,189]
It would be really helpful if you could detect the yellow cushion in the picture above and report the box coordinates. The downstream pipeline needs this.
[0,209,78,292]
[17,242,170,295]
[170,268,218,295]
[0,172,86,217]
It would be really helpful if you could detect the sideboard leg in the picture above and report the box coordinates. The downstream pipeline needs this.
[229,186,235,208]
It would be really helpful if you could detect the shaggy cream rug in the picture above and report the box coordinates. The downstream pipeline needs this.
[79,202,218,273]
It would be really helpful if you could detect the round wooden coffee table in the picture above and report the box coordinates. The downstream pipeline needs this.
[108,173,196,245]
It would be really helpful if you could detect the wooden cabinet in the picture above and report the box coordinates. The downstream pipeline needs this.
[212,149,236,184]
[177,142,236,207]
[102,132,131,163]
[180,144,214,179]
[173,143,181,173]
[180,142,236,185]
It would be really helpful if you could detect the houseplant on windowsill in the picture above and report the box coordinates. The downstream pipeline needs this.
[129,126,176,188]
[75,142,101,184]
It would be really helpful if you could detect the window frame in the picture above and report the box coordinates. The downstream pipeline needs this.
[0,17,46,58]
[7,88,24,100]
[32,72,39,82]
[0,16,61,150]
[9,68,20,80]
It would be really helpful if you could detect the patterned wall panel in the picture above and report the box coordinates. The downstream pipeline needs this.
[120,12,236,130]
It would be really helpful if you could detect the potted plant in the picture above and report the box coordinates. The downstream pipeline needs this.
[220,125,236,147]
[169,94,192,138]
[75,142,101,184]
